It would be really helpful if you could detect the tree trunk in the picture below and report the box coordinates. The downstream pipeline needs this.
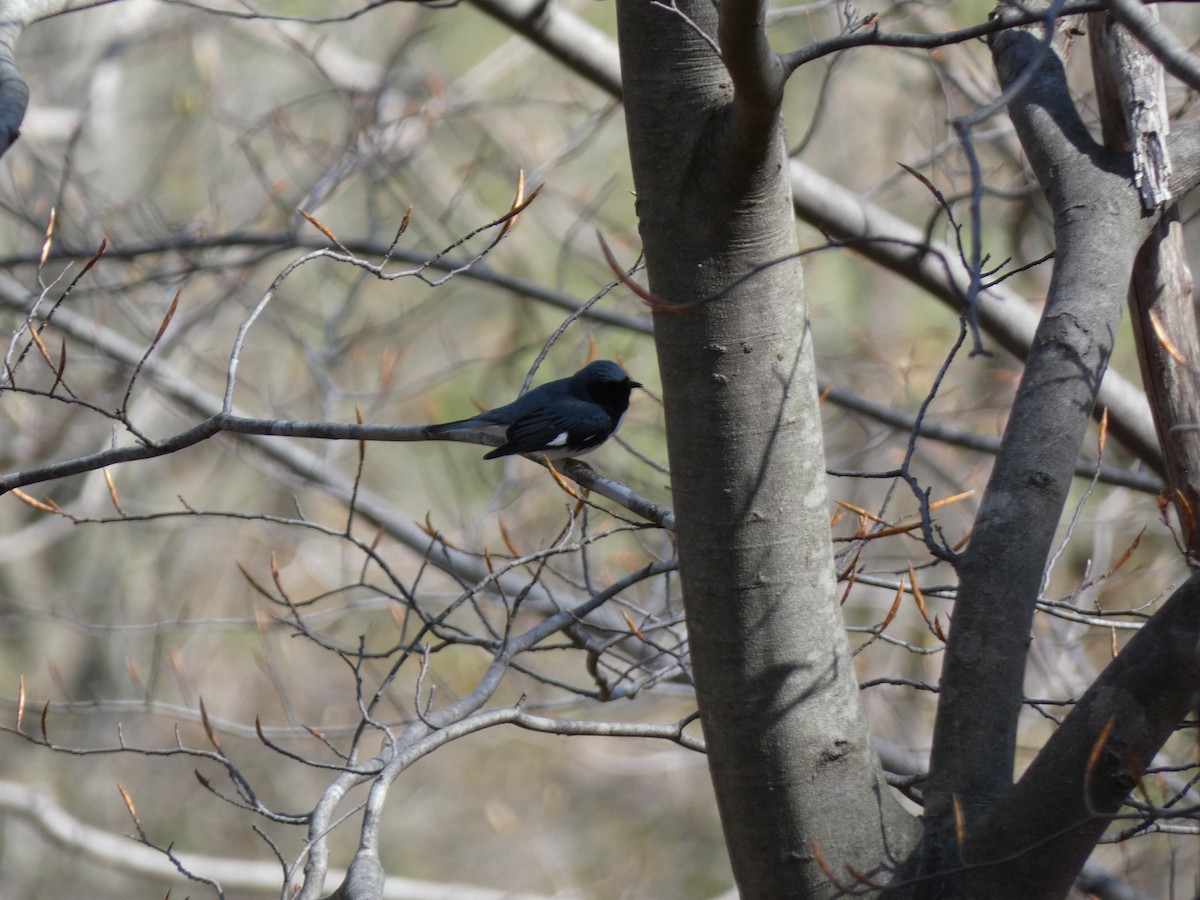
[615,3,918,897]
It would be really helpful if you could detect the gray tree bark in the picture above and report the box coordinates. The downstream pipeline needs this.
[614,2,919,896]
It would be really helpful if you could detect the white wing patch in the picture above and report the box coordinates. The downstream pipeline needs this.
[547,431,570,447]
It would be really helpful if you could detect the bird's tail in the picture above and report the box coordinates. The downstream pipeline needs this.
[423,420,471,437]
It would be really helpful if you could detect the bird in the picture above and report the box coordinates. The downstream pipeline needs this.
[424,360,641,460]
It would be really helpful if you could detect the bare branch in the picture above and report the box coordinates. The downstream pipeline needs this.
[927,20,1157,829]
[780,0,1108,72]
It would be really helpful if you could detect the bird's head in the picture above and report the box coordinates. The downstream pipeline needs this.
[573,360,641,414]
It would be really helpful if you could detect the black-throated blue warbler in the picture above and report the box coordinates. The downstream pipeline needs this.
[425,360,640,460]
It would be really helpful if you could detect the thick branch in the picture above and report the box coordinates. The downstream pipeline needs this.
[1127,214,1200,558]
[1091,10,1200,562]
[719,0,787,132]
[959,572,1200,900]
[466,0,622,98]
[1166,119,1200,193]
[925,23,1158,845]
[1107,0,1200,93]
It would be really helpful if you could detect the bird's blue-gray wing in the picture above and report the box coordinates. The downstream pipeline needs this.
[484,401,611,459]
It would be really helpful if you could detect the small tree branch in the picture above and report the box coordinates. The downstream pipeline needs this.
[0,778,562,899]
[297,563,675,898]
[821,379,1163,493]
[789,160,1162,470]
[779,0,1109,72]
[0,411,674,528]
